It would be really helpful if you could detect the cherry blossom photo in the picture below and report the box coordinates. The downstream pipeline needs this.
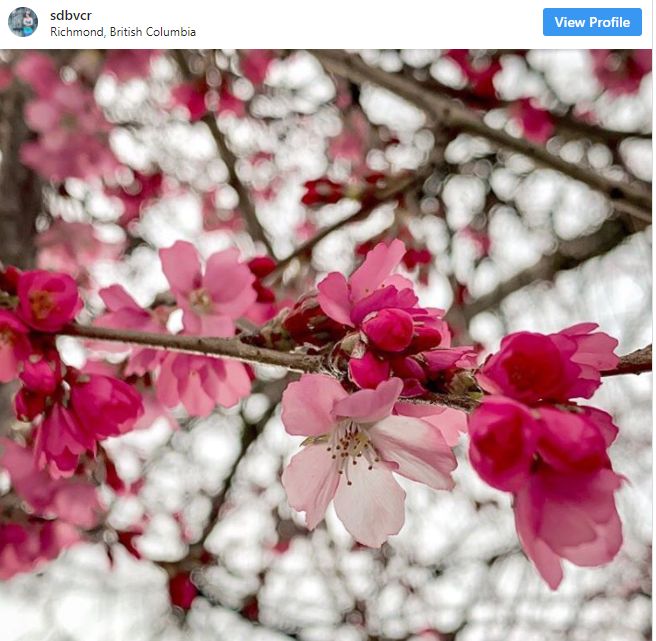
[0,49,651,641]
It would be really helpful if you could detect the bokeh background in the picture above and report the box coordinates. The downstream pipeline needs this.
[0,49,651,640]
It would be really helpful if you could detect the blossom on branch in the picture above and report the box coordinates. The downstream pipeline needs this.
[281,375,456,547]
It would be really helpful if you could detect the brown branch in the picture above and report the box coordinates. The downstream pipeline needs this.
[62,324,324,373]
[172,50,275,255]
[310,50,652,222]
[602,345,652,377]
[268,167,430,282]
[61,325,651,414]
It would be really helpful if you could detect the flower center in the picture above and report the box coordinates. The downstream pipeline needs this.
[0,327,15,346]
[29,290,55,320]
[326,421,380,485]
[189,288,213,314]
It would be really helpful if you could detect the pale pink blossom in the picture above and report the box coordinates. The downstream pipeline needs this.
[36,221,124,277]
[159,241,256,335]
[21,81,118,181]
[281,375,456,547]
[156,351,251,417]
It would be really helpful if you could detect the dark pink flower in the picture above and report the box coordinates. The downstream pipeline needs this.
[240,50,275,86]
[514,466,623,589]
[34,403,95,478]
[170,80,208,121]
[477,326,618,404]
[169,571,198,610]
[0,521,80,580]
[301,177,345,206]
[0,311,31,383]
[69,372,144,440]
[17,270,81,332]
[590,49,652,95]
[511,98,555,143]
[468,396,538,492]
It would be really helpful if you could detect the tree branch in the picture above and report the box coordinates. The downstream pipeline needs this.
[268,165,431,282]
[60,325,651,410]
[310,50,652,222]
[63,324,323,373]
[172,50,275,255]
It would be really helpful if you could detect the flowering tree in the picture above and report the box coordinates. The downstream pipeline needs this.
[0,49,651,640]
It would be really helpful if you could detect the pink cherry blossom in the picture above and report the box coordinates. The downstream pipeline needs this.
[159,241,256,335]
[14,52,60,98]
[511,98,555,143]
[514,466,623,589]
[17,269,82,332]
[20,78,118,181]
[590,50,652,95]
[0,439,102,528]
[69,372,144,440]
[0,521,80,580]
[394,402,468,447]
[34,403,95,478]
[281,375,456,547]
[156,351,251,417]
[94,284,169,375]
[102,50,159,82]
[317,240,415,327]
[467,394,623,588]
[240,50,275,86]
[477,326,618,404]
[36,220,124,278]
[0,311,31,382]
[170,81,208,121]
[468,396,539,492]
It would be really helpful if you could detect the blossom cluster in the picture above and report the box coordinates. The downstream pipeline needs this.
[468,326,622,588]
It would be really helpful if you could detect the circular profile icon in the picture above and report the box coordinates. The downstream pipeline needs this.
[8,7,38,37]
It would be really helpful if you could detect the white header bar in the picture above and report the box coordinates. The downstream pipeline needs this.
[2,0,652,49]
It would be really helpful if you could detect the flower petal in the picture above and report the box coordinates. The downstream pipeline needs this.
[317,272,353,326]
[281,374,347,436]
[281,445,339,529]
[159,241,201,296]
[333,462,405,547]
[349,240,406,303]
[368,416,456,490]
[333,378,402,424]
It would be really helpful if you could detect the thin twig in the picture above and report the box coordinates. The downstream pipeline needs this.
[172,50,275,254]
[310,50,652,222]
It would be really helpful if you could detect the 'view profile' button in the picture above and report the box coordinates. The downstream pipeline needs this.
[543,8,642,36]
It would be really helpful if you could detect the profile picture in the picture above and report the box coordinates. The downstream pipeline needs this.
[8,7,38,37]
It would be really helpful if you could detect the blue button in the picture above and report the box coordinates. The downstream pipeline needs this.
[543,8,642,36]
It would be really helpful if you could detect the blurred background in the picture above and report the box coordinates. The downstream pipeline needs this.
[0,49,651,640]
